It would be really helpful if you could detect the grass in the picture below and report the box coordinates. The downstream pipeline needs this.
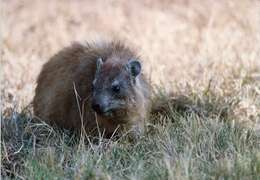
[1,81,260,179]
[1,0,260,179]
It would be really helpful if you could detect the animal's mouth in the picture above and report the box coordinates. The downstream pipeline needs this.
[95,109,128,124]
[103,110,114,117]
[92,105,124,116]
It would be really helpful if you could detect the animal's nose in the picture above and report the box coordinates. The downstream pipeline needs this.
[92,102,101,113]
[92,101,109,114]
[92,103,99,111]
[92,94,111,114]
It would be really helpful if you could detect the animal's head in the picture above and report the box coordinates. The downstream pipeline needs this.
[91,57,142,121]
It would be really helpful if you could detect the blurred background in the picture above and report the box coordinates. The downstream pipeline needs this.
[2,0,260,128]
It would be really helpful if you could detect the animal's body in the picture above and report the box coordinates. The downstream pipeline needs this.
[33,41,151,137]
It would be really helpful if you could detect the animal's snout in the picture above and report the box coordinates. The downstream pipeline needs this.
[92,102,103,114]
[91,97,110,114]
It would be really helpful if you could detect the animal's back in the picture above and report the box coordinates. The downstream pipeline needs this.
[34,43,94,130]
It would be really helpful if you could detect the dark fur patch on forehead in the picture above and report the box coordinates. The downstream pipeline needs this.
[99,62,127,82]
[102,62,122,74]
[92,40,140,86]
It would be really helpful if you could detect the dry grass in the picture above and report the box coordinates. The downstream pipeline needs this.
[1,0,260,179]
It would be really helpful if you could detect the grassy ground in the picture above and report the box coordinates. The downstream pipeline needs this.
[1,0,260,179]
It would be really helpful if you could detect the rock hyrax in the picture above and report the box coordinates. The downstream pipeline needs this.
[33,41,151,137]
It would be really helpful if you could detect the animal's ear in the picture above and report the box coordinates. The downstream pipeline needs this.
[96,57,103,72]
[126,60,141,77]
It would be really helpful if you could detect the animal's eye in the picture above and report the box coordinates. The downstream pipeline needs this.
[112,84,120,93]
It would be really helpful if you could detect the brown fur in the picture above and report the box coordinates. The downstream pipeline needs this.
[33,41,151,137]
